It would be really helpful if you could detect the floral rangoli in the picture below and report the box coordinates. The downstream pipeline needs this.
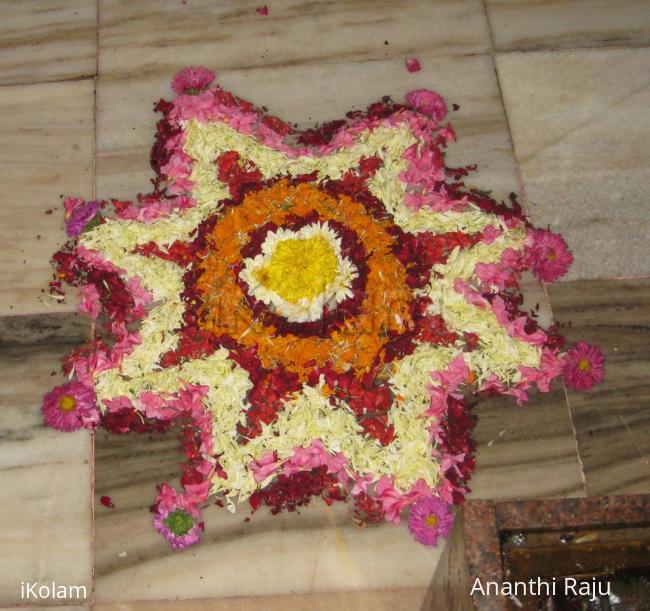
[44,67,604,548]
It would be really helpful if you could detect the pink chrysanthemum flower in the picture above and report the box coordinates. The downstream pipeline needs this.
[153,506,203,549]
[405,89,447,123]
[42,382,98,432]
[407,496,454,546]
[563,341,605,391]
[526,229,573,283]
[171,67,216,95]
[405,57,421,73]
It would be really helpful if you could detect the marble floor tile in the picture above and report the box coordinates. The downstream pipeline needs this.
[0,312,90,346]
[470,388,585,500]
[0,79,94,317]
[0,0,96,86]
[0,343,92,607]
[94,588,426,611]
[93,427,442,604]
[98,0,489,82]
[497,47,650,280]
[470,277,585,500]
[485,0,650,52]
[97,53,519,204]
[548,278,650,496]
[3,607,90,611]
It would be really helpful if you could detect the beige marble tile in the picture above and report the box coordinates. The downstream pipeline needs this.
[93,428,442,604]
[94,588,426,611]
[0,79,94,316]
[0,344,92,607]
[3,608,90,611]
[549,278,650,496]
[0,0,96,85]
[497,47,650,280]
[98,0,490,82]
[485,0,650,52]
[97,53,519,204]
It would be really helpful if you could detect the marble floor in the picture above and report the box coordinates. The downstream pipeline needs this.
[0,1,649,608]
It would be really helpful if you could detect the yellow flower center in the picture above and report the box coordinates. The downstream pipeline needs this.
[58,395,77,412]
[547,251,557,261]
[425,514,438,528]
[254,236,339,303]
[578,358,592,372]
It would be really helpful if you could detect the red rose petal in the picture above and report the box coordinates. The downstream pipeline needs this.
[100,495,115,509]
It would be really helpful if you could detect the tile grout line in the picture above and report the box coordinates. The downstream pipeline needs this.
[90,0,100,605]
[498,42,650,55]
[544,282,590,498]
[0,74,97,88]
[478,0,532,217]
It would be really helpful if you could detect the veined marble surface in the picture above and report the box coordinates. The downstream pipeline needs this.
[485,0,650,52]
[0,0,96,86]
[0,344,92,607]
[549,278,650,495]
[98,0,490,80]
[1,0,649,607]
[497,47,650,280]
[0,79,94,317]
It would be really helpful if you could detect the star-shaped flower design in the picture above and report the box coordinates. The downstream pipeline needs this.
[44,67,599,548]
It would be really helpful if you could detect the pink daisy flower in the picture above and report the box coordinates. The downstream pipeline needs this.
[153,483,204,548]
[405,57,421,73]
[525,229,573,283]
[407,496,454,546]
[171,67,216,95]
[42,382,98,432]
[563,341,605,391]
[405,89,447,122]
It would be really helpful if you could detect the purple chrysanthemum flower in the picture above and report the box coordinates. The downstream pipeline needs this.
[407,496,454,546]
[66,200,99,237]
[153,507,203,549]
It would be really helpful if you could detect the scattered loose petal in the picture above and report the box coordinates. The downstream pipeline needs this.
[405,57,421,72]
[100,495,115,509]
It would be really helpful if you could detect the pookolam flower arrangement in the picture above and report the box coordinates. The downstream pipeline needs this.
[44,67,604,549]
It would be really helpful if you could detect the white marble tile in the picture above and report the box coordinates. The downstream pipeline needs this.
[93,430,442,604]
[0,344,92,607]
[0,79,94,316]
[99,0,490,81]
[497,47,650,280]
[485,0,650,52]
[97,53,519,204]
[0,0,96,85]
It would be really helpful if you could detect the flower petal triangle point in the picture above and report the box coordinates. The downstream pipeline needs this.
[44,67,604,549]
